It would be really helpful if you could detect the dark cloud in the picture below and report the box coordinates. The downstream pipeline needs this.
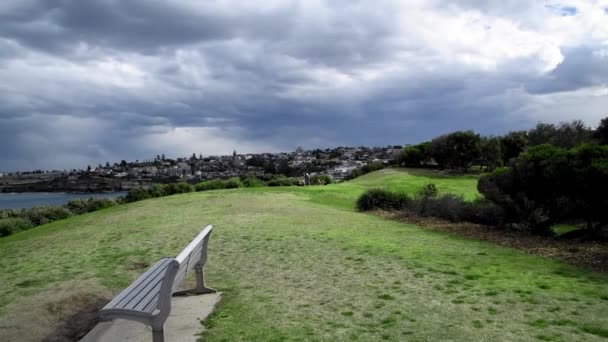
[0,0,606,171]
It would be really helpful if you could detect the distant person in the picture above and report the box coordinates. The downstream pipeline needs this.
[304,172,310,185]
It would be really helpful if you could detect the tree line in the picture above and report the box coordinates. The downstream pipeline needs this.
[399,118,607,171]
[366,117,608,240]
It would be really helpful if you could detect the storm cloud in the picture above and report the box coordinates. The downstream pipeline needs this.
[1,0,607,170]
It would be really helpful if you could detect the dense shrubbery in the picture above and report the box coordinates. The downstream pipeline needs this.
[0,217,33,237]
[479,143,608,237]
[126,182,194,202]
[195,179,225,191]
[357,184,504,227]
[356,188,411,211]
[310,174,332,185]
[24,206,73,226]
[65,198,117,214]
[241,176,266,187]
[266,176,299,187]
[0,197,120,237]
[345,162,385,180]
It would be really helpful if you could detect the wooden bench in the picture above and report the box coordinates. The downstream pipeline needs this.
[99,225,216,342]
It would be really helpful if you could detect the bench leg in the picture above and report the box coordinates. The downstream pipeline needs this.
[152,326,165,342]
[173,264,217,296]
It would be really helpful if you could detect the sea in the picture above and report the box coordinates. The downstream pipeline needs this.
[0,192,127,210]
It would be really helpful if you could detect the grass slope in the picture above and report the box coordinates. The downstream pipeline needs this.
[0,169,607,341]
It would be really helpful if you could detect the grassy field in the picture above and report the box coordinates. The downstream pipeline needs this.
[0,169,607,341]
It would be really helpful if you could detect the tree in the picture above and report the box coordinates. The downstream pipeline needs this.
[527,123,557,146]
[528,120,593,148]
[500,131,528,163]
[552,120,593,148]
[479,137,502,171]
[400,142,430,167]
[191,153,197,161]
[429,131,481,170]
[120,160,128,168]
[594,116,608,145]
[87,165,91,172]
[479,143,608,237]
[105,161,110,168]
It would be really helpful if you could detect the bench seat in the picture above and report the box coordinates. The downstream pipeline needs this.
[97,225,216,342]
[100,258,173,320]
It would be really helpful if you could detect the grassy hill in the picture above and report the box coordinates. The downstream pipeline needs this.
[0,169,607,341]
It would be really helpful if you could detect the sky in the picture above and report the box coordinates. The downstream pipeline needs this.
[1,0,607,171]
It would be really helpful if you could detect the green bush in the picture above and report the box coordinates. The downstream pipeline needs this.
[267,176,298,187]
[65,198,89,214]
[224,178,243,189]
[310,174,332,185]
[242,176,266,188]
[195,179,226,191]
[418,183,438,199]
[85,198,117,212]
[65,197,117,214]
[356,188,411,211]
[479,143,608,236]
[147,184,167,198]
[24,206,73,226]
[0,209,21,219]
[345,162,385,180]
[176,182,195,193]
[164,182,195,195]
[125,187,152,202]
[0,217,33,237]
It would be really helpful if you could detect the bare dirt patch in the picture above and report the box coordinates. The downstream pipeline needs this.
[0,279,111,342]
[373,210,608,272]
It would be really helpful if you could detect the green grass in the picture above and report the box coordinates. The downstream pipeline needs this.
[0,168,607,341]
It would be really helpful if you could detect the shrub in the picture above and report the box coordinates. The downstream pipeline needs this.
[345,162,385,180]
[85,198,117,212]
[0,209,21,220]
[223,178,243,189]
[24,206,73,226]
[125,187,152,202]
[242,176,266,188]
[65,198,89,214]
[310,174,332,185]
[478,143,608,236]
[418,183,438,199]
[174,182,195,194]
[65,197,116,214]
[356,188,411,211]
[195,179,226,191]
[147,184,166,198]
[267,176,298,187]
[0,217,33,237]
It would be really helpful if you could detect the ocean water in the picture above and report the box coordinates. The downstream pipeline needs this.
[0,192,127,210]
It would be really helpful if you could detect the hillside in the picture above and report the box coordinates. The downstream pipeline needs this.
[0,169,606,341]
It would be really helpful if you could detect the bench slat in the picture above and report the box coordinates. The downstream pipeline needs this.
[113,260,170,310]
[102,258,172,311]
[126,272,165,312]
[132,280,163,312]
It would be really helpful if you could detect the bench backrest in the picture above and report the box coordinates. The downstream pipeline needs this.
[171,224,213,293]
